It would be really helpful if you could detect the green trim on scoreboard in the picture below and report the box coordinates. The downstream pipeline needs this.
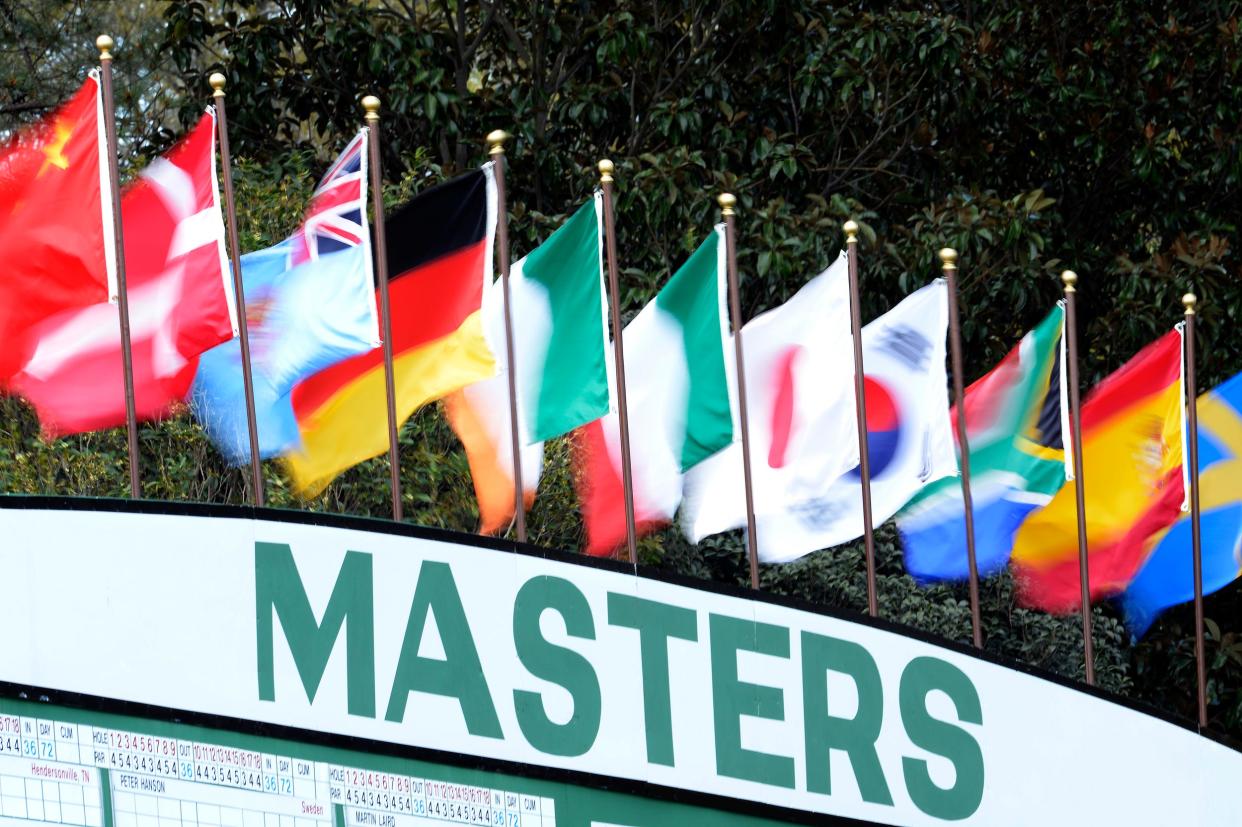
[0,697,796,827]
[99,768,115,827]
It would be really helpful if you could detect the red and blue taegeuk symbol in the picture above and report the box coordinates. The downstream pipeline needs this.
[848,376,901,478]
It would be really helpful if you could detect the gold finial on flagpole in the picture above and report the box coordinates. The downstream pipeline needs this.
[1183,293,1197,315]
[487,129,510,157]
[362,95,381,122]
[939,247,958,270]
[598,159,615,184]
[843,219,859,244]
[718,192,736,217]
[1062,270,1078,294]
[209,72,226,97]
[96,34,114,60]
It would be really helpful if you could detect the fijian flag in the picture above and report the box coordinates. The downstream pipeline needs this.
[283,164,499,496]
[897,304,1070,583]
[191,129,380,465]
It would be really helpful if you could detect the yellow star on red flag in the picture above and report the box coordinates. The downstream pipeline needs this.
[37,118,73,178]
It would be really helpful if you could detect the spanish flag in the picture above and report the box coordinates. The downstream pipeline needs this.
[1011,329,1185,612]
[285,165,498,495]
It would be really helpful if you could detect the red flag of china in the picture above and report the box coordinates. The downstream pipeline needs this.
[9,112,237,436]
[0,74,115,381]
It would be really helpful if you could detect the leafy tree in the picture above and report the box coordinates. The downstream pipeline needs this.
[0,0,182,149]
[3,0,1241,737]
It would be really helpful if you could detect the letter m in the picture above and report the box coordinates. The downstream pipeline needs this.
[255,542,376,717]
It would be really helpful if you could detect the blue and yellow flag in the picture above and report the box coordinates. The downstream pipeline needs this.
[1122,372,1242,636]
[191,131,379,465]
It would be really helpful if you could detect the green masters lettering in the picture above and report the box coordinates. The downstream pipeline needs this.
[255,542,376,718]
[513,576,601,757]
[900,657,985,820]
[801,631,893,805]
[709,614,795,789]
[607,593,697,767]
[385,561,502,738]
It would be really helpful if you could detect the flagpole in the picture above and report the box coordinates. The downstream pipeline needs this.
[210,73,264,508]
[719,194,760,590]
[1183,292,1207,729]
[1061,270,1094,685]
[940,248,983,648]
[96,35,141,499]
[844,220,878,617]
[598,160,638,565]
[488,129,526,543]
[362,95,403,522]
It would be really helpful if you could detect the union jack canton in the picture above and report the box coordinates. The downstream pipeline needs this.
[288,129,369,267]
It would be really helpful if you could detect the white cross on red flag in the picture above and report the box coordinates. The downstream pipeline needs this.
[9,110,236,437]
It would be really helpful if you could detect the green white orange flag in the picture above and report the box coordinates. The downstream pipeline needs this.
[445,194,610,533]
[575,226,733,556]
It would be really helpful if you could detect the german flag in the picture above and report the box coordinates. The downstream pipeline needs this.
[285,166,498,495]
[1011,329,1185,611]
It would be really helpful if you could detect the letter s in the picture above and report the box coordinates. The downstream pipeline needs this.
[899,657,984,820]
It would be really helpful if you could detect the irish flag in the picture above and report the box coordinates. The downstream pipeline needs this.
[575,226,733,556]
[445,194,610,533]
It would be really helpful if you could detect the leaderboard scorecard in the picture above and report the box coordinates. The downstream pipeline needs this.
[0,697,785,827]
[0,699,552,827]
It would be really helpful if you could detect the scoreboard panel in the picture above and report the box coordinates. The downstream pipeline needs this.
[0,697,788,827]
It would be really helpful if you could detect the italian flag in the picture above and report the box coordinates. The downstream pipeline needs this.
[575,226,734,556]
[445,194,610,533]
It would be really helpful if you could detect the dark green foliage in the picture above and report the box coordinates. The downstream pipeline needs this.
[0,1,184,150]
[2,1,1241,737]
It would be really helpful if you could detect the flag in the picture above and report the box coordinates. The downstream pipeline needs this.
[510,194,610,443]
[443,280,545,534]
[575,227,733,556]
[287,131,370,266]
[191,131,379,464]
[8,112,234,436]
[682,278,955,562]
[444,194,608,533]
[1122,373,1242,635]
[898,304,1069,582]
[0,73,115,381]
[284,165,499,495]
[677,252,859,552]
[1011,329,1185,612]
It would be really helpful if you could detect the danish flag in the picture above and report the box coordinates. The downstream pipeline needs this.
[9,111,235,436]
[288,130,368,267]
